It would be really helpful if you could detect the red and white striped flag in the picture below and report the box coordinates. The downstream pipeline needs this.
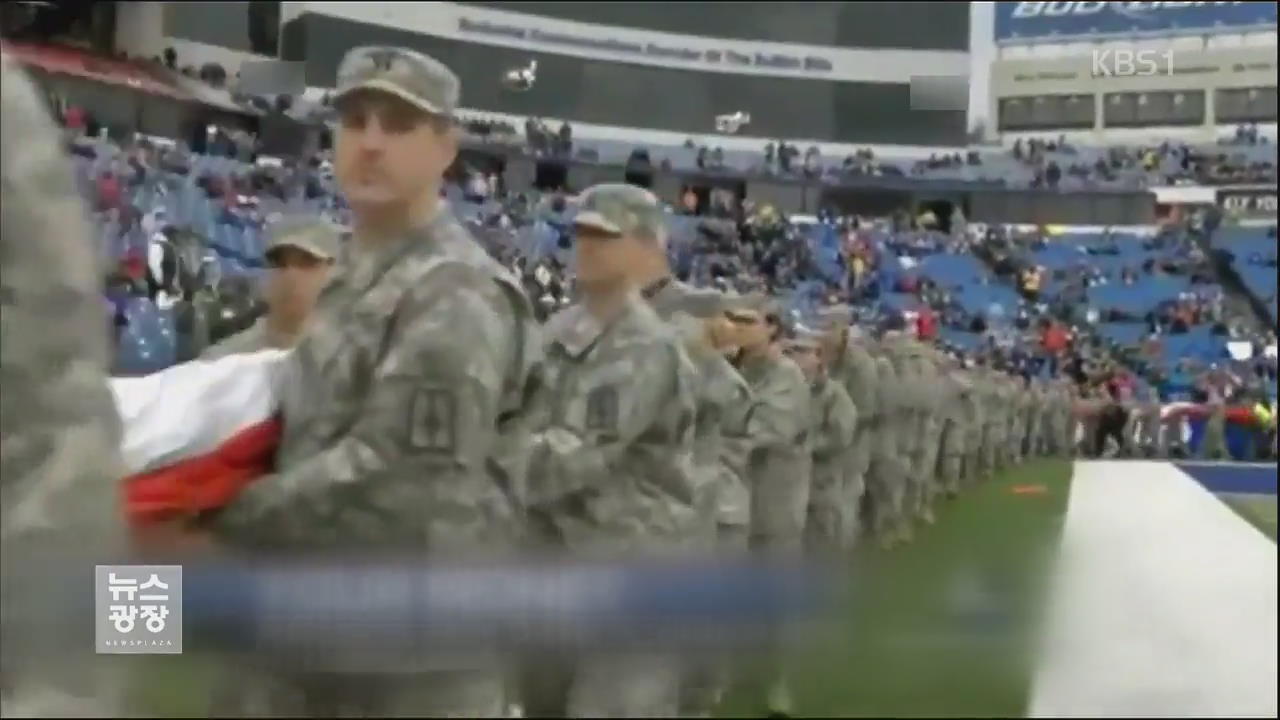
[111,350,289,528]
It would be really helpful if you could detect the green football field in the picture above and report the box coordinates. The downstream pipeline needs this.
[1218,493,1279,541]
[131,459,1074,718]
[722,459,1074,718]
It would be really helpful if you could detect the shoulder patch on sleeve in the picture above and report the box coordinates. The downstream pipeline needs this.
[410,387,458,452]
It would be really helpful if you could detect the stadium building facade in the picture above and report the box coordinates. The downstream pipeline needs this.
[140,1,973,148]
[988,1,1277,143]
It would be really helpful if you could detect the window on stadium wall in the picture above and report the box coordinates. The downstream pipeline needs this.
[165,1,280,57]
[1104,91,1206,128]
[1214,86,1278,123]
[456,1,969,51]
[998,94,1095,132]
[295,13,966,145]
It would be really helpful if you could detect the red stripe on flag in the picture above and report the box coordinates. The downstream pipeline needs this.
[123,417,282,528]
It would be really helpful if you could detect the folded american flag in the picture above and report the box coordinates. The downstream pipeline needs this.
[111,350,290,528]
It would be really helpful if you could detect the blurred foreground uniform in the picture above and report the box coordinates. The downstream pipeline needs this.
[1,53,131,718]
[525,185,700,717]
[210,47,543,718]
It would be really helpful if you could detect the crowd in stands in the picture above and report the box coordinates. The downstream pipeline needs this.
[33,70,1275,459]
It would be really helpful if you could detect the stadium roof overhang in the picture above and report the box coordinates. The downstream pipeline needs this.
[2,41,192,102]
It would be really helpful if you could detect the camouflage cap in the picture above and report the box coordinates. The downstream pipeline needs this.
[265,216,343,262]
[816,303,853,330]
[334,46,460,118]
[728,291,781,319]
[572,183,666,240]
[670,287,761,318]
[784,326,825,352]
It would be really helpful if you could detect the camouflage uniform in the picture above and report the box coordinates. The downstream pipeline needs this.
[821,317,877,551]
[978,369,1002,478]
[883,337,924,537]
[732,304,812,716]
[200,217,342,360]
[936,362,973,498]
[1,52,131,718]
[526,185,701,718]
[212,47,543,718]
[646,279,755,552]
[799,343,858,554]
[865,351,907,546]
[736,347,813,554]
[914,349,943,522]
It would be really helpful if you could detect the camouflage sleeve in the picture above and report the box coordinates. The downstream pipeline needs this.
[718,380,757,489]
[197,321,264,361]
[747,363,809,450]
[840,347,876,418]
[814,383,857,461]
[527,338,695,505]
[213,266,515,539]
[0,53,126,544]
[830,382,858,449]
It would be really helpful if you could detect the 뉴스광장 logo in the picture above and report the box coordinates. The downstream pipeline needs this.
[95,565,183,654]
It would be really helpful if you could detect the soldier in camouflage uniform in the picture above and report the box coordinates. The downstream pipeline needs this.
[523,183,701,717]
[201,217,341,359]
[931,351,962,497]
[913,346,943,524]
[209,47,543,718]
[1011,375,1034,464]
[990,369,1013,473]
[618,210,757,717]
[727,295,812,716]
[636,248,756,554]
[882,333,926,537]
[1,51,133,719]
[1026,378,1049,458]
[787,330,858,555]
[1060,378,1081,457]
[672,303,758,718]
[936,353,973,499]
[728,296,813,556]
[977,363,1003,480]
[962,361,987,487]
[817,306,877,551]
[865,344,908,549]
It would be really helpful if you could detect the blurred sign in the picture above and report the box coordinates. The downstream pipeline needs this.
[1217,186,1278,220]
[995,2,1277,45]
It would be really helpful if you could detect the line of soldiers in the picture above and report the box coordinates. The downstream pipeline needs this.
[1,44,1075,719]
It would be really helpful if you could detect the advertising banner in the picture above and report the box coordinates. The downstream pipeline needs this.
[995,2,1277,45]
